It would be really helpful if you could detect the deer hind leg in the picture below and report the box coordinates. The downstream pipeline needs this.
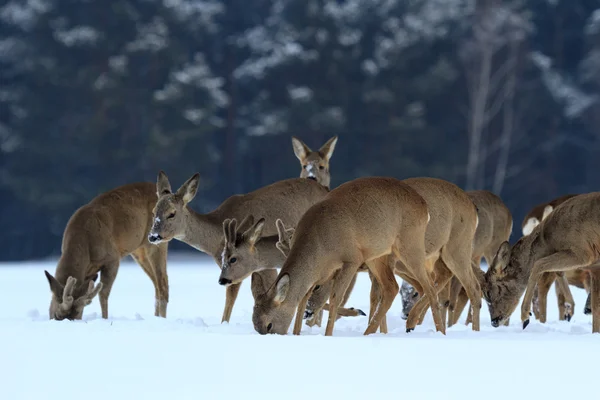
[325,262,362,336]
[590,270,600,333]
[363,257,398,335]
[450,286,470,327]
[99,259,119,319]
[222,282,242,323]
[440,245,482,332]
[367,270,386,333]
[521,251,587,328]
[534,272,555,323]
[145,242,169,318]
[131,248,159,316]
[408,259,453,331]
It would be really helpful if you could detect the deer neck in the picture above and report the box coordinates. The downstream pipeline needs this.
[256,236,287,269]
[55,239,90,284]
[512,229,547,288]
[180,208,223,257]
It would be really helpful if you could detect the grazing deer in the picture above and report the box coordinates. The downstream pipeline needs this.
[252,177,432,336]
[291,136,338,189]
[397,190,509,327]
[148,171,328,323]
[44,182,169,320]
[522,194,580,322]
[483,192,600,332]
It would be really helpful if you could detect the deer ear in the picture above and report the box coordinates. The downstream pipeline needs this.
[251,270,272,299]
[291,137,311,161]
[319,136,338,162]
[157,170,172,196]
[246,218,265,247]
[176,173,200,204]
[489,241,511,278]
[44,270,64,297]
[274,274,290,304]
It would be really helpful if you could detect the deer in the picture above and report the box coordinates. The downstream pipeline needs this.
[44,182,170,320]
[252,176,481,336]
[398,190,512,327]
[521,194,583,323]
[148,171,329,323]
[483,192,600,332]
[291,135,338,189]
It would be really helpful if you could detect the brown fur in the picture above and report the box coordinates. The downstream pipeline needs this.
[149,172,328,323]
[484,192,600,332]
[291,136,338,189]
[44,182,169,320]
[252,177,431,336]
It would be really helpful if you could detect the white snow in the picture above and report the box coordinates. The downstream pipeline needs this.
[0,255,597,399]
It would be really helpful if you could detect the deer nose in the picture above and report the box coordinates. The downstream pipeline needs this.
[218,277,232,286]
[148,233,162,243]
[307,176,317,181]
[491,317,502,327]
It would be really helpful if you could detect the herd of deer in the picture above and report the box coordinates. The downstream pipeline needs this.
[42,136,600,335]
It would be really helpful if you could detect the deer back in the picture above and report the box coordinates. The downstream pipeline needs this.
[467,190,513,261]
[521,194,578,236]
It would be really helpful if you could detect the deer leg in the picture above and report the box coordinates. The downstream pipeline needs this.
[363,257,398,335]
[554,273,575,321]
[555,282,566,320]
[325,263,361,336]
[305,280,332,327]
[440,245,482,332]
[447,276,462,327]
[221,283,242,323]
[535,272,554,323]
[451,287,470,327]
[409,260,453,330]
[590,270,600,333]
[99,260,119,319]
[521,251,587,329]
[131,248,159,316]
[146,242,169,318]
[293,287,315,335]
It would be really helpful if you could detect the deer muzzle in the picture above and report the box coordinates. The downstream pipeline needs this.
[148,232,163,244]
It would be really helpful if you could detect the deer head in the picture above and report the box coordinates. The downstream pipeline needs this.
[149,171,199,244]
[218,216,265,286]
[44,271,102,320]
[291,136,338,189]
[483,241,528,327]
[400,280,420,320]
[252,273,296,335]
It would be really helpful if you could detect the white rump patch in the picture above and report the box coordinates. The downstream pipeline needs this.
[522,218,539,236]
[542,205,554,221]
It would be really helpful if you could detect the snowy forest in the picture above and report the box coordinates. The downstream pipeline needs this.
[1,0,599,260]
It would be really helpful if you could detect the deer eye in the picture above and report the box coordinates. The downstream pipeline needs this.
[314,285,321,291]
[167,212,176,219]
[319,165,325,170]
[229,257,237,264]
[267,323,273,332]
[303,165,308,169]
[412,292,419,298]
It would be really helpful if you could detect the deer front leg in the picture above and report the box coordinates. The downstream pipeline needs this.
[99,261,119,319]
[554,273,575,321]
[521,251,586,329]
[221,283,241,323]
[363,257,398,335]
[590,270,600,333]
[147,242,169,318]
[293,288,314,335]
[325,263,361,336]
[534,272,555,323]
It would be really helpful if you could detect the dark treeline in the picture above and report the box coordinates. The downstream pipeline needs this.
[1,0,600,260]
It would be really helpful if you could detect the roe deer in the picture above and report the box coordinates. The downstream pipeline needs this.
[374,178,481,334]
[291,136,338,189]
[483,192,600,332]
[399,190,512,326]
[522,195,580,322]
[148,171,328,323]
[44,182,169,320]
[251,177,432,336]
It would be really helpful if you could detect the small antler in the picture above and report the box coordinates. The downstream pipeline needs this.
[275,219,295,257]
[59,276,77,311]
[74,280,103,308]
[222,218,233,244]
[223,215,255,246]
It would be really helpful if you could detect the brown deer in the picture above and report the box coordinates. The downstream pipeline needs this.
[397,190,511,327]
[252,176,431,336]
[291,136,338,189]
[483,192,600,332]
[148,171,328,323]
[219,217,367,320]
[44,182,169,320]
[521,194,582,322]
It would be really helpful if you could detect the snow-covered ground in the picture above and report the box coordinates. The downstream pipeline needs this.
[0,254,596,400]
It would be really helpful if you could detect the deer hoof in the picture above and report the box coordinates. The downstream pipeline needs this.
[584,307,592,315]
[565,314,572,322]
[357,309,366,316]
[406,327,414,333]
[529,312,532,317]
[522,319,530,329]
